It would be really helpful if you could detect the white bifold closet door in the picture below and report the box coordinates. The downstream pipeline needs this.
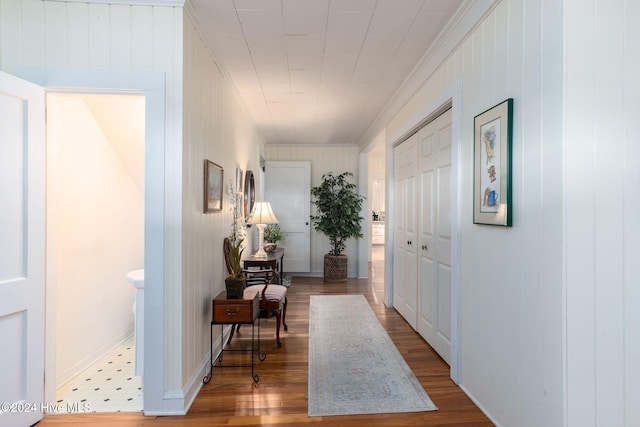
[394,108,452,365]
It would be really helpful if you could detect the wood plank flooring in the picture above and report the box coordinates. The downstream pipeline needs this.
[39,259,493,426]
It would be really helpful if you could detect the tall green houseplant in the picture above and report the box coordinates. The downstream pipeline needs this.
[310,172,365,281]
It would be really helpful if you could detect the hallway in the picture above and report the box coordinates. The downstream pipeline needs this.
[39,267,492,426]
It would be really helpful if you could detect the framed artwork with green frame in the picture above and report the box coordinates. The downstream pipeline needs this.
[473,98,513,226]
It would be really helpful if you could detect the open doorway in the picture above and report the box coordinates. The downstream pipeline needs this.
[46,92,145,412]
[368,145,386,303]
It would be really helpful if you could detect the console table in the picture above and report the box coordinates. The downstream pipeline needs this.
[203,291,265,384]
[243,247,285,284]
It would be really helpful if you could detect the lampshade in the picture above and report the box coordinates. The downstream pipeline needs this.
[247,201,279,225]
[247,201,279,259]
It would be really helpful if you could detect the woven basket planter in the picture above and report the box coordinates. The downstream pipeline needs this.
[323,254,348,282]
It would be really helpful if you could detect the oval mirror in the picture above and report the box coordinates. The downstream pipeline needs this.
[243,170,255,223]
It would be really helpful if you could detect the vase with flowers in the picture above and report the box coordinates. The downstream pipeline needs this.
[225,179,246,298]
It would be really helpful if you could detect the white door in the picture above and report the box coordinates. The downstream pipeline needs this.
[0,72,46,426]
[392,135,418,328]
[265,161,311,272]
[417,109,452,364]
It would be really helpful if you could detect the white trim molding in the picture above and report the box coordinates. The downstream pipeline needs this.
[47,0,185,6]
[357,0,498,150]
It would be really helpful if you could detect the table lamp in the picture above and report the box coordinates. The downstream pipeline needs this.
[247,201,279,258]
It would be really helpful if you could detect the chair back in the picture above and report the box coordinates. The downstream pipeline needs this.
[222,237,233,275]
[223,238,278,288]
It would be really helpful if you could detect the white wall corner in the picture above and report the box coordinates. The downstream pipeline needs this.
[181,325,232,414]
[358,153,369,279]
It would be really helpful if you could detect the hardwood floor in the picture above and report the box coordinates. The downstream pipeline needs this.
[38,257,493,426]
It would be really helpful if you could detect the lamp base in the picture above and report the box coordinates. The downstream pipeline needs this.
[254,247,268,259]
[254,223,268,258]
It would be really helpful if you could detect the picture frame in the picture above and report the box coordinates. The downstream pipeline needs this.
[204,159,223,213]
[473,98,513,226]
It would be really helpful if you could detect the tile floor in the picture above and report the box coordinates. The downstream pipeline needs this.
[55,335,143,413]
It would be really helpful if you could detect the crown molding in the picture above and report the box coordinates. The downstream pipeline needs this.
[46,0,185,6]
[357,0,499,149]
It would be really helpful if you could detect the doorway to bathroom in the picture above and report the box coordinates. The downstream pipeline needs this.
[46,92,145,412]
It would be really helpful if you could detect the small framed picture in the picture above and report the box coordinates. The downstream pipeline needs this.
[473,98,513,226]
[204,159,223,213]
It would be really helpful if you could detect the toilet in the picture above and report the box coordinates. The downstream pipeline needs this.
[126,269,144,376]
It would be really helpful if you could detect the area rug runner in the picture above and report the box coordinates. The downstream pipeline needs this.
[308,294,437,416]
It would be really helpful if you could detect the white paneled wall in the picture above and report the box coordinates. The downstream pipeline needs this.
[386,0,564,426]
[0,0,182,73]
[265,145,360,276]
[181,11,265,391]
[385,0,640,425]
[565,1,640,426]
[0,0,188,414]
[0,0,266,415]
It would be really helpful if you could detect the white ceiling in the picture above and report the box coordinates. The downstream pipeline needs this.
[190,0,464,146]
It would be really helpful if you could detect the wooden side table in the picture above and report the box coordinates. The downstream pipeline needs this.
[202,291,265,384]
[243,247,285,284]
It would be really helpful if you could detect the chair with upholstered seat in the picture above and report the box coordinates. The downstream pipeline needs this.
[223,237,288,348]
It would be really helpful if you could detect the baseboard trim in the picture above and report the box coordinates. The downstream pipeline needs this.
[459,384,502,427]
[56,329,134,388]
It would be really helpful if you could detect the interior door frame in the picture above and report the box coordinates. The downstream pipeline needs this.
[10,67,166,411]
[383,79,462,383]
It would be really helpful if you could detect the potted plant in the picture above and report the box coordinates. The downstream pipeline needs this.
[310,171,365,282]
[225,237,246,298]
[263,224,285,253]
[225,179,246,298]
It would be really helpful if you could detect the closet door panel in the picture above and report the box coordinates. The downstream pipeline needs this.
[392,136,418,328]
[437,164,452,266]
[436,264,452,346]
[419,166,436,333]
[416,109,453,365]
[420,253,436,329]
[393,175,405,309]
[392,146,407,322]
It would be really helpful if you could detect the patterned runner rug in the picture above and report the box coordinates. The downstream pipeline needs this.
[308,295,437,416]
